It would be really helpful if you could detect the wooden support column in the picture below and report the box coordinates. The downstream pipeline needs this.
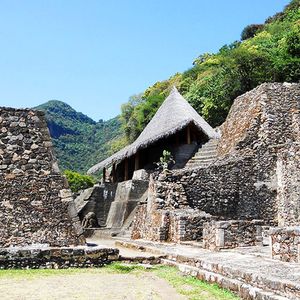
[112,163,116,183]
[124,158,129,181]
[102,167,106,183]
[187,125,191,144]
[134,152,140,171]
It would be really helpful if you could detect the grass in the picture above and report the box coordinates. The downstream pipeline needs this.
[153,266,239,300]
[0,263,240,300]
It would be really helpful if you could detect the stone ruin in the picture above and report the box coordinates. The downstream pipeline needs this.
[0,107,84,248]
[131,82,300,262]
[1,82,300,272]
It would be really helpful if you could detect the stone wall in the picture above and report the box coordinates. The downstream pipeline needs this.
[270,227,300,263]
[131,176,213,242]
[146,83,300,223]
[277,144,300,226]
[75,183,117,227]
[0,107,84,247]
[131,204,169,242]
[203,220,263,251]
[168,209,213,242]
[170,157,277,221]
[0,245,119,269]
[131,83,300,242]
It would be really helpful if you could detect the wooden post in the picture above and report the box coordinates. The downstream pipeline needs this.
[134,152,140,171]
[102,167,106,183]
[124,158,129,181]
[187,125,191,144]
[112,163,116,183]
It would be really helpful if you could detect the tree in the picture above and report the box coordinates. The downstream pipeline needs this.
[241,24,264,40]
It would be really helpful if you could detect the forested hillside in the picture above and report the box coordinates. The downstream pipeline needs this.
[36,0,299,174]
[36,100,121,173]
[120,0,300,143]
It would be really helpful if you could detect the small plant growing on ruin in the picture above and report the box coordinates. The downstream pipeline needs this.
[156,150,175,171]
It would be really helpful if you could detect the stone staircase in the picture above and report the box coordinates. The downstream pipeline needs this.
[185,139,219,168]
[172,144,198,169]
[116,239,297,300]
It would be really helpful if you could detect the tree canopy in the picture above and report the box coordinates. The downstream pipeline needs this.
[119,0,300,144]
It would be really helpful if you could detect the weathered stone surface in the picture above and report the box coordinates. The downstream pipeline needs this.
[131,175,212,242]
[203,220,264,251]
[75,183,117,227]
[277,144,300,226]
[131,83,300,244]
[0,107,84,247]
[270,226,300,263]
[118,239,300,300]
[0,245,119,269]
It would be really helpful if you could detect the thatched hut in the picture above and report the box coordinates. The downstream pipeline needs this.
[88,87,218,181]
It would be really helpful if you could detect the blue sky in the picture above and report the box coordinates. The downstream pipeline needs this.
[0,0,291,121]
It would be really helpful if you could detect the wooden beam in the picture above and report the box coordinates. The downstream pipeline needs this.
[112,163,116,183]
[134,152,140,171]
[176,134,180,146]
[102,167,106,183]
[187,125,191,144]
[124,158,129,181]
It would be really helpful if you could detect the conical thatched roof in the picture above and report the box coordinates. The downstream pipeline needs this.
[87,87,218,174]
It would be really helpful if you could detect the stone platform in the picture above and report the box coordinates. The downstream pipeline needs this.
[115,238,300,300]
[0,240,165,269]
[0,245,119,269]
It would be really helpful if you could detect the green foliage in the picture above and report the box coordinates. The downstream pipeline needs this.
[120,92,165,142]
[36,100,122,173]
[120,0,300,133]
[286,25,300,56]
[36,1,300,172]
[107,135,129,156]
[241,24,264,40]
[64,170,96,192]
[156,150,175,170]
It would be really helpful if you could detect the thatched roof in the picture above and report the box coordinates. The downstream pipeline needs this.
[87,87,218,174]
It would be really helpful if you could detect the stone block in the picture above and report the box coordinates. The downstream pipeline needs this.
[203,220,263,251]
[270,226,300,262]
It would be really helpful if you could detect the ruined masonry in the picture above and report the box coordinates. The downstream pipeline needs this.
[131,83,300,261]
[0,107,84,247]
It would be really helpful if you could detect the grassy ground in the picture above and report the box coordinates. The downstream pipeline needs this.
[0,263,240,300]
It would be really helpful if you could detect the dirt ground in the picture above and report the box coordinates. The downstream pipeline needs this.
[0,271,186,300]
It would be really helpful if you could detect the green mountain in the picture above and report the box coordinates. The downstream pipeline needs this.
[36,100,122,173]
[36,1,300,174]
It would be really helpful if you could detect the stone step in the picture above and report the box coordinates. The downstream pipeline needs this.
[202,141,218,147]
[116,239,298,300]
[194,150,217,155]
[185,163,213,168]
[203,139,219,145]
[185,139,219,169]
[188,158,216,163]
[161,259,290,300]
[191,155,216,161]
[194,154,217,159]
[200,146,217,151]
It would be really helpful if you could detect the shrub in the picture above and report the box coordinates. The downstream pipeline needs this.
[286,26,300,57]
[64,170,96,193]
[156,150,175,171]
